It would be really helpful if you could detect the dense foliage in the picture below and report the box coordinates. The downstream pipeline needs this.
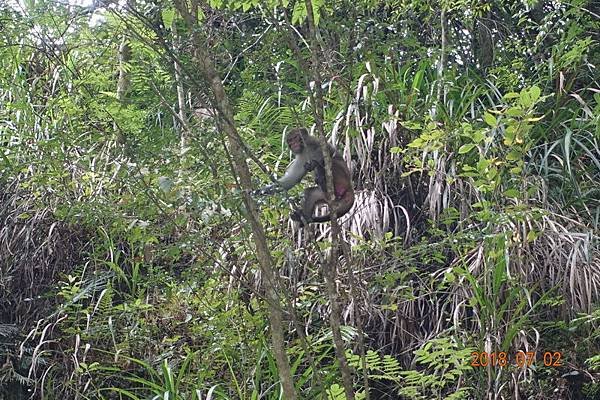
[1,0,599,399]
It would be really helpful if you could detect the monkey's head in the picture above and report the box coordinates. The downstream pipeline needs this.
[286,128,308,154]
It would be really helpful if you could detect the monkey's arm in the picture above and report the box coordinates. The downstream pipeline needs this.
[255,158,307,195]
[276,158,307,190]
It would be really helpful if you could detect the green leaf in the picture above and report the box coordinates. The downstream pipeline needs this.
[476,158,490,171]
[504,127,516,145]
[412,69,424,92]
[458,143,476,154]
[291,1,306,24]
[161,9,175,29]
[530,86,541,102]
[483,112,497,127]
[506,107,523,117]
[503,92,520,100]
[510,166,522,174]
[504,188,519,198]
[100,91,118,99]
[401,121,422,129]
[519,89,532,108]
[506,149,521,161]
[312,0,324,25]
[407,138,424,148]
[472,130,485,143]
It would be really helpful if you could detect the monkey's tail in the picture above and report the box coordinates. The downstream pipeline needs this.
[311,191,354,223]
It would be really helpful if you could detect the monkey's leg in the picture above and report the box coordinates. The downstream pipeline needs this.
[302,187,327,222]
[290,187,324,226]
[309,188,355,223]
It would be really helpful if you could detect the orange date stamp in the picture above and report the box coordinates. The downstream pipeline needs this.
[470,351,563,368]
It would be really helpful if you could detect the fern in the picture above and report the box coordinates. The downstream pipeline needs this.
[347,338,473,398]
[236,92,297,136]
[400,337,473,399]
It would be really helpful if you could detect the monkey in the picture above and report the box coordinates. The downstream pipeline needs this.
[257,128,354,226]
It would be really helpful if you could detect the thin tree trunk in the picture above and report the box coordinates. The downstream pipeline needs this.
[436,6,447,116]
[341,5,369,396]
[173,24,188,175]
[116,36,131,103]
[115,35,131,146]
[345,247,370,400]
[171,2,297,398]
[302,1,355,398]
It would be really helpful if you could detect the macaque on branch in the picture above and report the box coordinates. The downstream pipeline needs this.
[257,127,354,226]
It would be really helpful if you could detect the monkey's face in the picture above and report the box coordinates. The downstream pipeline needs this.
[287,133,304,154]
